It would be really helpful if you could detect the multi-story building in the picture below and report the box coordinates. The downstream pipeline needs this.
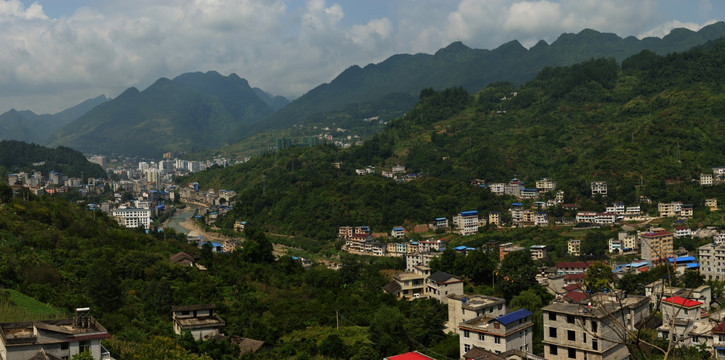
[591,181,607,197]
[534,212,549,227]
[112,207,152,229]
[387,272,426,300]
[455,210,479,235]
[640,230,674,262]
[542,293,650,360]
[446,294,506,333]
[556,262,589,275]
[417,239,446,253]
[698,243,725,280]
[0,309,111,360]
[172,304,226,340]
[556,190,565,203]
[568,240,581,257]
[504,179,524,197]
[707,198,718,211]
[499,243,525,261]
[536,178,556,193]
[429,217,449,231]
[459,309,534,355]
[405,252,440,272]
[391,227,405,239]
[713,321,725,358]
[575,211,597,223]
[426,271,464,304]
[618,232,638,251]
[338,226,353,239]
[658,202,676,217]
[530,245,547,260]
[701,173,714,186]
[488,212,501,227]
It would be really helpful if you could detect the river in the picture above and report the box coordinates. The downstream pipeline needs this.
[165,203,200,235]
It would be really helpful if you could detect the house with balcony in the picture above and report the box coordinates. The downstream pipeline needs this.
[172,304,226,340]
[455,210,479,235]
[707,198,718,211]
[590,181,607,197]
[0,308,111,360]
[391,227,406,239]
[536,178,556,193]
[429,217,449,231]
[447,294,507,334]
[384,272,427,300]
[459,309,534,355]
[530,245,546,260]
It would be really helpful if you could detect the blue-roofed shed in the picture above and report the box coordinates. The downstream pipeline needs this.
[454,246,468,251]
[668,256,697,263]
[686,263,700,269]
[460,210,478,216]
[496,309,532,325]
[435,217,446,221]
[393,227,404,231]
[511,202,523,206]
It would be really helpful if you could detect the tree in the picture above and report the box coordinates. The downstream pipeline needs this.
[580,231,608,259]
[0,183,11,203]
[682,271,704,289]
[496,250,537,301]
[584,262,614,293]
[319,334,347,359]
[71,352,94,360]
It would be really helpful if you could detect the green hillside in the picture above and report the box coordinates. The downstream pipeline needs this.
[49,72,274,157]
[184,39,725,239]
[0,140,106,181]
[255,22,725,135]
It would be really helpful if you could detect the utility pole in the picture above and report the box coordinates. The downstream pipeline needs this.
[336,309,339,330]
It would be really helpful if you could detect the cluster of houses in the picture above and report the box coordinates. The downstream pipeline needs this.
[352,164,422,182]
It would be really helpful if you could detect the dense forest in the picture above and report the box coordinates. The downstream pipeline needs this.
[0,193,463,359]
[0,140,106,182]
[185,40,725,240]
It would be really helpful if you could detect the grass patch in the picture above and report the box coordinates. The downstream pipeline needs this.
[0,289,66,322]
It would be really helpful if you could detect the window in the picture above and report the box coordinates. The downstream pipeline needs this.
[567,314,575,324]
[549,327,557,338]
[61,343,69,350]
[464,344,471,352]
[464,330,470,338]
[548,312,556,321]
[568,330,575,341]
[583,332,586,343]
[479,333,485,341]
[549,345,559,355]
[591,320,598,332]
[494,336,501,344]
[593,339,598,350]
[568,348,576,359]
[498,304,503,311]
[79,341,90,354]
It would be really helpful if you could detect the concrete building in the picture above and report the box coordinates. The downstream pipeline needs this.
[707,198,718,211]
[536,178,556,193]
[172,304,226,340]
[455,210,480,235]
[488,212,501,227]
[386,272,427,300]
[112,208,152,229]
[447,295,507,334]
[391,227,406,239]
[459,309,534,355]
[405,252,440,272]
[542,293,650,360]
[0,309,111,360]
[591,181,607,197]
[640,230,674,263]
[568,240,581,257]
[530,245,547,260]
[426,271,464,304]
[698,242,725,280]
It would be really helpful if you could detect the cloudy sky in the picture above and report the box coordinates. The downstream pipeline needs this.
[2,0,722,114]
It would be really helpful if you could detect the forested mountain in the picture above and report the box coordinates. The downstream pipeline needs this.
[254,22,725,133]
[0,95,109,144]
[0,140,106,180]
[184,39,725,240]
[48,71,277,157]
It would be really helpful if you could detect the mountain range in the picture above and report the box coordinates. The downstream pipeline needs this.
[3,22,725,157]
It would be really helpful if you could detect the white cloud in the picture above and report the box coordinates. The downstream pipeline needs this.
[0,0,719,114]
[638,19,718,39]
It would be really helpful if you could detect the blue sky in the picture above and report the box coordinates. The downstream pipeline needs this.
[3,0,723,114]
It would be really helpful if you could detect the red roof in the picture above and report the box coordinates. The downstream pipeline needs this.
[663,296,702,307]
[675,226,689,230]
[563,283,582,291]
[713,320,725,334]
[564,273,586,280]
[386,352,435,360]
[564,291,588,303]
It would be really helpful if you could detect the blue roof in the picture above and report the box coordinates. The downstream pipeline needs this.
[435,217,446,221]
[393,227,404,231]
[460,210,478,216]
[511,202,523,206]
[686,263,700,268]
[454,246,468,250]
[523,188,537,192]
[668,256,697,263]
[496,309,532,325]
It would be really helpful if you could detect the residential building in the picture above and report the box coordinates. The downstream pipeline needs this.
[447,294,506,333]
[386,272,426,300]
[701,173,714,186]
[591,181,607,197]
[499,243,525,261]
[405,252,440,272]
[640,230,674,262]
[489,212,501,227]
[656,296,711,348]
[555,190,565,203]
[644,281,711,309]
[707,198,718,211]
[530,245,546,260]
[534,212,549,227]
[338,226,353,239]
[430,217,449,231]
[660,296,703,323]
[674,226,692,238]
[504,179,524,197]
[455,210,480,235]
[0,309,111,360]
[567,240,581,257]
[575,212,596,223]
[680,204,694,218]
[618,232,638,251]
[489,183,505,195]
[658,202,677,217]
[713,321,725,358]
[459,309,534,355]
[698,243,725,281]
[608,239,622,253]
[112,207,151,229]
[605,203,625,215]
[427,271,464,304]
[520,188,539,199]
[347,233,373,252]
[556,262,589,275]
[418,239,446,253]
[536,178,556,193]
[391,227,406,239]
[542,293,650,360]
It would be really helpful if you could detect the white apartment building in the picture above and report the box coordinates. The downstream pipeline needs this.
[112,208,152,229]
[455,210,479,235]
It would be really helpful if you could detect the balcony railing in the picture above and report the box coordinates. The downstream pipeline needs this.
[101,345,113,360]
